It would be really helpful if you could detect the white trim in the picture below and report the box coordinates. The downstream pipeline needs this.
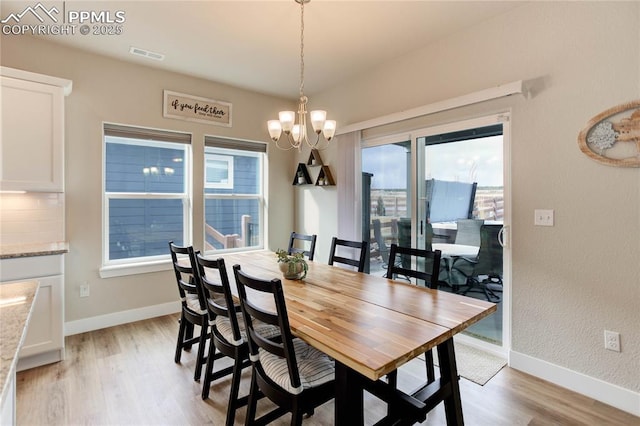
[65,301,180,336]
[338,80,528,135]
[510,350,640,417]
[99,258,172,278]
[0,66,72,96]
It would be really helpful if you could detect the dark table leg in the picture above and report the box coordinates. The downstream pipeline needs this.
[437,338,464,426]
[335,360,364,426]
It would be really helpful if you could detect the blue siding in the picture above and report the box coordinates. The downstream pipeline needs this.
[106,143,185,193]
[109,199,184,259]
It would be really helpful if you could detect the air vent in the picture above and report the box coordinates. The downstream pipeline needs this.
[129,46,165,61]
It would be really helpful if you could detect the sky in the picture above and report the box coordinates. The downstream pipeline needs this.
[362,136,503,189]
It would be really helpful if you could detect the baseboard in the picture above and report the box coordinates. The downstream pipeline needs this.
[64,301,180,336]
[16,349,64,372]
[510,350,640,417]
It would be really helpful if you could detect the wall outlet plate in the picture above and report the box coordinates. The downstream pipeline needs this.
[604,330,620,352]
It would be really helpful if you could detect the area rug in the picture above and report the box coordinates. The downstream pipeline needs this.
[431,342,506,386]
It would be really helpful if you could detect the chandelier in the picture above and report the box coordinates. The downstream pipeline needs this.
[267,0,336,151]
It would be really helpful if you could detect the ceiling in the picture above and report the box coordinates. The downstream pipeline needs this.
[1,1,524,99]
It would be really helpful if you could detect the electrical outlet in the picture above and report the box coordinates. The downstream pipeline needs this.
[534,209,554,226]
[604,330,620,352]
[80,283,90,298]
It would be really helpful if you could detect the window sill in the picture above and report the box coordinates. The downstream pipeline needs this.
[99,258,172,278]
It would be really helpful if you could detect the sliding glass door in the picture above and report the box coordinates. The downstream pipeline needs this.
[361,136,412,276]
[362,114,510,350]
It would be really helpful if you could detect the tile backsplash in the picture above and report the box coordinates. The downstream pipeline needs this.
[0,193,65,245]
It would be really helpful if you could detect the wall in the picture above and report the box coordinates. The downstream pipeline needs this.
[0,36,296,324]
[0,193,64,244]
[301,1,640,409]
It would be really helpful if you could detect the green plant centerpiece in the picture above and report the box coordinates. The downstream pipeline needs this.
[275,249,308,280]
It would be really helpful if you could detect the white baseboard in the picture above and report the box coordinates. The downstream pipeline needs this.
[510,350,640,417]
[64,301,180,336]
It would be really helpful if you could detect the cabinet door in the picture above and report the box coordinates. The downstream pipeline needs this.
[20,275,64,358]
[0,76,64,192]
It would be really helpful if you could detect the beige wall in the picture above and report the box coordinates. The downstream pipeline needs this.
[1,36,296,323]
[300,2,640,393]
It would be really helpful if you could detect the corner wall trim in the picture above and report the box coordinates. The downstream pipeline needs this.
[337,80,528,136]
[64,301,180,336]
[510,350,640,417]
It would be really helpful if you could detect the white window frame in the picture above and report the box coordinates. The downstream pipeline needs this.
[203,145,265,254]
[100,128,192,278]
[205,153,234,189]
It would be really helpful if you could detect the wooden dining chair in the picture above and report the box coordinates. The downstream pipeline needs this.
[287,231,317,261]
[386,243,442,386]
[195,254,278,425]
[232,265,335,426]
[328,237,369,272]
[168,241,209,381]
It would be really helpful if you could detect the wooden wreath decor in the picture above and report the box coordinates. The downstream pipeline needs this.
[577,100,640,167]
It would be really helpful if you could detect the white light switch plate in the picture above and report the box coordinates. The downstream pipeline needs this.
[534,209,554,226]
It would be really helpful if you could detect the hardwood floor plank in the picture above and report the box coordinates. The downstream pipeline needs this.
[16,314,638,425]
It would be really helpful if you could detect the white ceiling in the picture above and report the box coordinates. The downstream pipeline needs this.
[1,1,524,99]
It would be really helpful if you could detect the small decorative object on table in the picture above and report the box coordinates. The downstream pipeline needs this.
[275,249,308,280]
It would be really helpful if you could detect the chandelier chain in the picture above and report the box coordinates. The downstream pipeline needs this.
[299,0,305,99]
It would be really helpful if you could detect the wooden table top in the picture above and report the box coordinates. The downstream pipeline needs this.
[216,250,496,381]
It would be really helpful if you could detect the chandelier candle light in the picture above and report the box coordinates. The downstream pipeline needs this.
[267,0,336,150]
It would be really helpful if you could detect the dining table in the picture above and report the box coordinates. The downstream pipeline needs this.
[217,250,496,425]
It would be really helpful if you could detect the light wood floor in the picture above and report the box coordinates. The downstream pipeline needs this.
[16,313,638,425]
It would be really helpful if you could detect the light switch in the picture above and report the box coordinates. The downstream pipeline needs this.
[534,209,554,226]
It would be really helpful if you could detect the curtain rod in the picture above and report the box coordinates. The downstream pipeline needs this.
[336,80,529,136]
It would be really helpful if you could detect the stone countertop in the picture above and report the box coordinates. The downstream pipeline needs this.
[0,281,38,403]
[0,242,68,259]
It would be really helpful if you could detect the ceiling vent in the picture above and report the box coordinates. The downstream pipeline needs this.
[129,46,165,61]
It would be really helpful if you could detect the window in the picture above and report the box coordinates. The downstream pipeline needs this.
[103,124,191,267]
[204,137,266,253]
[205,154,234,189]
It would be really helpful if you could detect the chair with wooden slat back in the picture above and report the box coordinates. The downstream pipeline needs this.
[328,237,369,272]
[386,243,442,387]
[195,254,278,426]
[287,232,317,261]
[168,241,209,381]
[232,265,335,426]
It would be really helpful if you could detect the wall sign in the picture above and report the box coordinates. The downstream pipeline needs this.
[163,90,232,127]
[577,100,640,167]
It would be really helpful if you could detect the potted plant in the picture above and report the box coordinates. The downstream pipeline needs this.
[275,249,308,280]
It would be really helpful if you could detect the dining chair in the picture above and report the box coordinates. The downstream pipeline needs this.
[168,241,209,381]
[451,224,503,302]
[386,243,442,386]
[328,237,369,272]
[287,231,318,261]
[195,254,278,425]
[372,219,391,268]
[232,265,335,426]
[454,218,485,247]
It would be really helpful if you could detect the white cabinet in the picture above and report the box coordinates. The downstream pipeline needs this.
[0,67,71,192]
[0,254,65,370]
